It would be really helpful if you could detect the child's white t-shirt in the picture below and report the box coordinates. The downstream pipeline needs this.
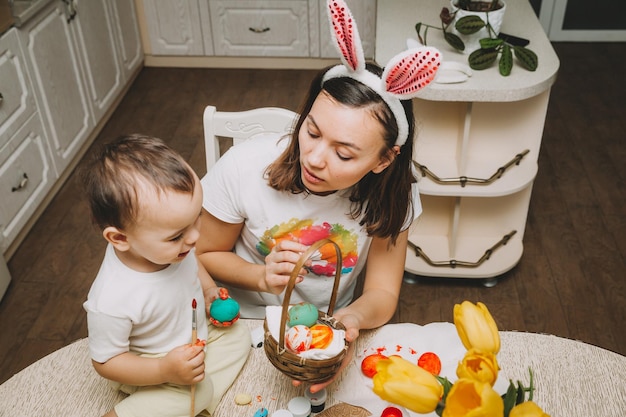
[84,245,208,363]
[201,133,421,319]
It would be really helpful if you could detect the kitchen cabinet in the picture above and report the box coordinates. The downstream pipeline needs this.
[110,0,144,79]
[208,0,312,57]
[1,0,142,258]
[376,0,560,284]
[142,0,207,55]
[0,28,55,255]
[17,1,95,176]
[18,0,142,175]
[138,0,376,63]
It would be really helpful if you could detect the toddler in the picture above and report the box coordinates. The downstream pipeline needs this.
[82,134,250,417]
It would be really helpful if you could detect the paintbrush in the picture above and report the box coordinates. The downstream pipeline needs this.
[190,298,197,417]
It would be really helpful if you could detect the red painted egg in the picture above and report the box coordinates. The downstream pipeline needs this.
[361,353,389,378]
[285,325,312,353]
[381,406,404,417]
[417,351,442,375]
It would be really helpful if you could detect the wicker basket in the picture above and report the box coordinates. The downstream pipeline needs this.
[263,238,349,383]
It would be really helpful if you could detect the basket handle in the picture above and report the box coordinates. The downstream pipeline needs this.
[277,238,342,349]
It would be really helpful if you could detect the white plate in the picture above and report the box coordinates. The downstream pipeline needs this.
[334,322,508,417]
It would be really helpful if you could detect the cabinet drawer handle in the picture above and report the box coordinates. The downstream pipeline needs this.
[413,149,530,187]
[0,92,3,104]
[249,27,270,33]
[408,230,517,269]
[11,173,29,192]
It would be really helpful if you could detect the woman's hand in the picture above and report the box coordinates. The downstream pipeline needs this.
[292,311,362,393]
[159,344,206,385]
[263,240,310,294]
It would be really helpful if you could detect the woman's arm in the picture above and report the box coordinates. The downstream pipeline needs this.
[196,209,309,294]
[334,229,408,340]
[92,344,205,386]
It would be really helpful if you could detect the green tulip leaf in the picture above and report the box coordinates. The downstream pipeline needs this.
[455,15,486,34]
[435,376,453,417]
[499,43,513,76]
[502,381,518,417]
[444,32,465,51]
[468,48,498,70]
[516,380,525,404]
[513,46,538,71]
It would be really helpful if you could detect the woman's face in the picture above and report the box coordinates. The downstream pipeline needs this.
[298,91,393,195]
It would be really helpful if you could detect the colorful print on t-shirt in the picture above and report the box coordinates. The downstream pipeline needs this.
[256,218,358,276]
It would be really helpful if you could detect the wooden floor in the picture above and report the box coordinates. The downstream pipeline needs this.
[1,42,625,384]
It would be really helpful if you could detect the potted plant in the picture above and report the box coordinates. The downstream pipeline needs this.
[415,0,538,76]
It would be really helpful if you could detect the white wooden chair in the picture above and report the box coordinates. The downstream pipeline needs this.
[203,105,298,171]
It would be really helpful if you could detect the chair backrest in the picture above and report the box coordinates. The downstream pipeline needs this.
[203,105,298,172]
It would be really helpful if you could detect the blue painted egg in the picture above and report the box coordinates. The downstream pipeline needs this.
[287,302,318,327]
[209,288,240,326]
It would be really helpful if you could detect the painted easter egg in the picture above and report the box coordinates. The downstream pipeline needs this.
[310,323,334,349]
[361,353,389,378]
[209,288,240,326]
[417,352,442,375]
[287,302,319,327]
[285,325,312,353]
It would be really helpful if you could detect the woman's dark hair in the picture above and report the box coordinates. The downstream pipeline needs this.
[81,134,196,230]
[267,63,417,244]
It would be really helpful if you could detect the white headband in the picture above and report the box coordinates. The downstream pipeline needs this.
[323,0,441,147]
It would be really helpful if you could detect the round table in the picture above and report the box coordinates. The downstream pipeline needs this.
[1,320,624,417]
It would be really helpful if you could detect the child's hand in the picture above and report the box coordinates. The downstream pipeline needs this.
[204,286,221,303]
[159,343,205,385]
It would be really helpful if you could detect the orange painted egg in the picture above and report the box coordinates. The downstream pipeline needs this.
[310,324,334,349]
[361,353,389,378]
[285,325,312,353]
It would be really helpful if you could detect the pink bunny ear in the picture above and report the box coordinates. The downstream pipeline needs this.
[382,47,442,99]
[327,0,364,72]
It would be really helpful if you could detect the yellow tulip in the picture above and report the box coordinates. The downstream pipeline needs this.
[372,356,443,414]
[456,349,499,386]
[509,401,551,417]
[454,301,501,354]
[442,378,504,417]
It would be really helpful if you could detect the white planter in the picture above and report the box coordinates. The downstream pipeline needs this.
[450,0,507,54]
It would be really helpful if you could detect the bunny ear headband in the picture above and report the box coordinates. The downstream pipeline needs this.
[323,0,441,147]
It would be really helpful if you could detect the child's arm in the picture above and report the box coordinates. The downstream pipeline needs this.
[197,257,220,314]
[92,343,205,386]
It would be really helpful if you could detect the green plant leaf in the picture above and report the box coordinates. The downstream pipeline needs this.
[502,381,517,417]
[499,43,512,76]
[528,368,535,401]
[513,46,538,71]
[480,37,503,49]
[468,48,498,70]
[515,380,525,404]
[444,32,465,51]
[455,15,486,34]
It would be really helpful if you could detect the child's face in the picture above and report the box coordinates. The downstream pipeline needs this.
[298,91,393,195]
[119,174,203,272]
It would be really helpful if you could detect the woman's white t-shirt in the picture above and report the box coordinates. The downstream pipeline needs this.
[201,133,421,318]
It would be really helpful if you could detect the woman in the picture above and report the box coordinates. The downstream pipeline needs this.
[196,0,440,392]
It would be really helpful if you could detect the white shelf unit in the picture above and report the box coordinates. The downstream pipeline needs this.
[376,0,559,281]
